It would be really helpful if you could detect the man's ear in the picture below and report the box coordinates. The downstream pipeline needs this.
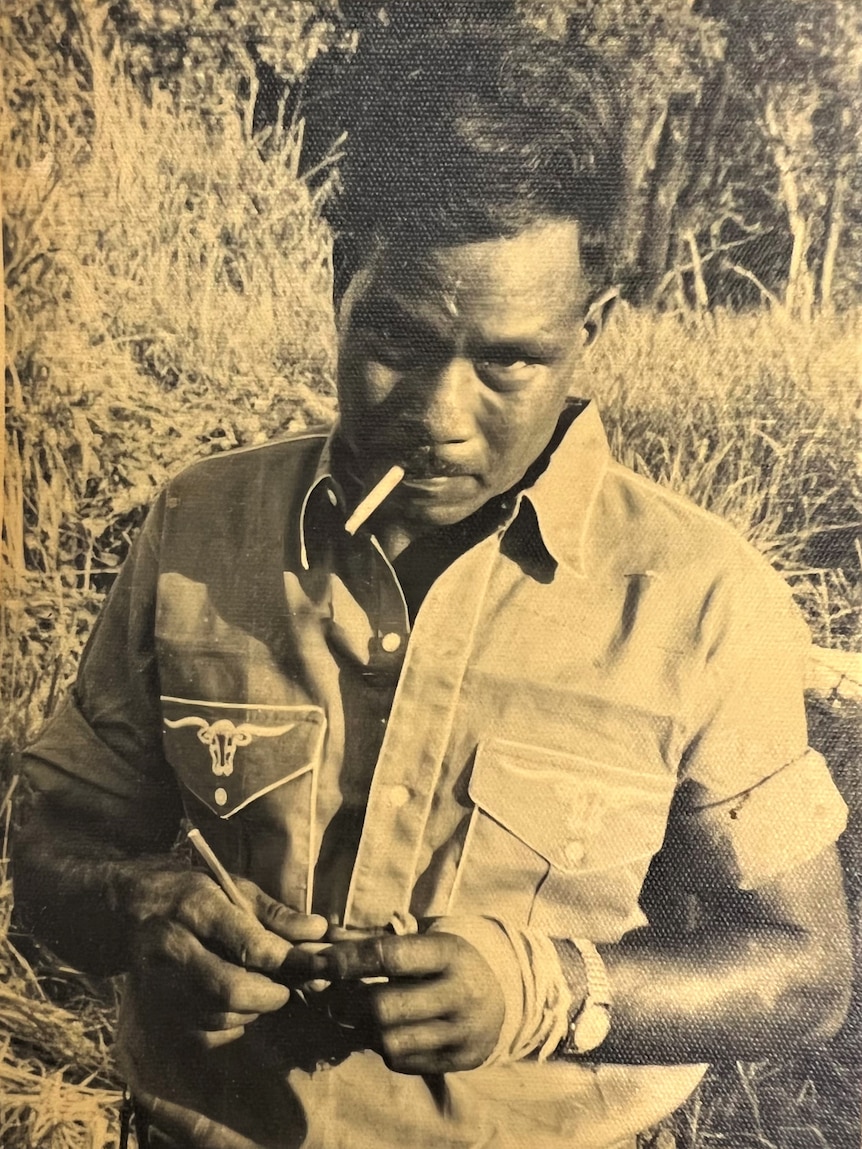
[332,235,379,332]
[581,287,619,347]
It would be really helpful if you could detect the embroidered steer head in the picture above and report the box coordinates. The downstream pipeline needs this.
[164,716,298,776]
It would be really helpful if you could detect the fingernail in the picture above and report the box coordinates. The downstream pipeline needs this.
[305,978,331,992]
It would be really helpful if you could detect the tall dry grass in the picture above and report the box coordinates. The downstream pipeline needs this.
[589,305,861,649]
[1,4,860,1147]
[2,4,338,757]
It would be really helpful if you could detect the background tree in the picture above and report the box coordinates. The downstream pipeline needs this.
[518,0,861,311]
[707,0,862,315]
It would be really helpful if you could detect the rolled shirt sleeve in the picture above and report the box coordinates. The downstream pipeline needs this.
[20,494,183,852]
[677,556,847,890]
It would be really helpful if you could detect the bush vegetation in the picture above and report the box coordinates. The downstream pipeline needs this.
[1,3,859,1147]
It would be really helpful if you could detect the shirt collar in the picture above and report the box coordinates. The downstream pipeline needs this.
[298,400,610,577]
[298,429,341,571]
[516,398,610,577]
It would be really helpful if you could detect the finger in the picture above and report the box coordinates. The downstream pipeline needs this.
[189,946,291,1015]
[325,925,386,943]
[327,934,452,982]
[373,980,459,1029]
[277,943,330,984]
[303,978,331,993]
[193,1026,248,1050]
[393,1046,482,1075]
[380,1019,459,1066]
[197,1010,261,1032]
[242,887,329,945]
[139,1091,263,1149]
[175,882,290,972]
[149,920,291,1015]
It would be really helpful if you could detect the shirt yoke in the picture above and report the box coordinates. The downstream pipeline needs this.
[595,459,796,605]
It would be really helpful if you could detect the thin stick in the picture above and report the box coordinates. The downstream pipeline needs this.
[187,827,252,912]
[344,465,405,536]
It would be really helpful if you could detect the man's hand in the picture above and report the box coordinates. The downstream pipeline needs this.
[325,931,505,1073]
[127,868,328,1047]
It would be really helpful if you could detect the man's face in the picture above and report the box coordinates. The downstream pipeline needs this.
[335,219,594,535]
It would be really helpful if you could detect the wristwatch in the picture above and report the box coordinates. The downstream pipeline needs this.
[564,937,612,1055]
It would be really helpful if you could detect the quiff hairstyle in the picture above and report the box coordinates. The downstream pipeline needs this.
[307,16,624,300]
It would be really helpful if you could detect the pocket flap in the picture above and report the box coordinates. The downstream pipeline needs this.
[468,739,674,873]
[161,696,325,818]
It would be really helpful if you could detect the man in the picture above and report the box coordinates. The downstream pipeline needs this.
[13,17,852,1149]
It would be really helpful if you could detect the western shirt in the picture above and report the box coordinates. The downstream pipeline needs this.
[22,401,847,1149]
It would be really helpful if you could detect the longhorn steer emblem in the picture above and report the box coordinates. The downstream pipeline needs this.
[164,716,298,777]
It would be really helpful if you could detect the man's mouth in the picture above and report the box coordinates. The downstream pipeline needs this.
[402,463,472,482]
[399,448,474,482]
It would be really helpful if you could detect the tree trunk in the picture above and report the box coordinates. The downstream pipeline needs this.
[684,229,709,311]
[636,93,695,304]
[785,206,811,318]
[763,93,815,318]
[609,102,668,285]
[819,163,849,313]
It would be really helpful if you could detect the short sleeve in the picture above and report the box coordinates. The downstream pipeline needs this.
[676,555,847,890]
[19,493,183,851]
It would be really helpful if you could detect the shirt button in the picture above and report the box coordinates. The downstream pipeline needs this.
[326,488,338,506]
[381,632,402,653]
[564,840,585,868]
[385,784,411,809]
[214,787,228,807]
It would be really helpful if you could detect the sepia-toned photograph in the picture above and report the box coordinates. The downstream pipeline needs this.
[1,2,860,1147]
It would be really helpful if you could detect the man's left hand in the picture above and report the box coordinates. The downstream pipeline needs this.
[325,931,505,1073]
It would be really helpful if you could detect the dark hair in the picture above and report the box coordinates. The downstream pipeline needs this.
[309,17,624,296]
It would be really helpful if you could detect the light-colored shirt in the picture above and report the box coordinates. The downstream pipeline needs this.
[22,401,847,1149]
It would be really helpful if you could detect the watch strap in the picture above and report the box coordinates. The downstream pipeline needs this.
[561,936,612,1056]
[571,936,612,1007]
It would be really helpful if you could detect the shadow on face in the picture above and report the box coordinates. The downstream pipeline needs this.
[334,218,612,542]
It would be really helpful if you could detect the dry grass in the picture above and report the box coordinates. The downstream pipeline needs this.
[2,4,337,753]
[589,305,861,649]
[1,4,860,1147]
[0,780,122,1149]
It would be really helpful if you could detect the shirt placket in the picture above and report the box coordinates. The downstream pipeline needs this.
[344,531,501,929]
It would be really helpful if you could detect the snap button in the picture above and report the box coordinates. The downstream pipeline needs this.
[564,840,585,867]
[380,632,402,653]
[385,784,410,809]
[214,787,228,807]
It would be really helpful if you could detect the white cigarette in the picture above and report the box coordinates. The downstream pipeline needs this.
[188,827,252,913]
[344,465,405,535]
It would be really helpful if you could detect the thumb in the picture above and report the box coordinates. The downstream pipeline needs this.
[247,888,328,944]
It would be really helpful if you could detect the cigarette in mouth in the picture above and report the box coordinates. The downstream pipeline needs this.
[344,465,405,536]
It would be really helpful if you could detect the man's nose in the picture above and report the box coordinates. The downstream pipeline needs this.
[407,356,476,444]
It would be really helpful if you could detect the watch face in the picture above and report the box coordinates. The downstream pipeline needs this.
[572,1003,612,1053]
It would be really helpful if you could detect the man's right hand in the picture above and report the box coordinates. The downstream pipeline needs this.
[125,868,329,1047]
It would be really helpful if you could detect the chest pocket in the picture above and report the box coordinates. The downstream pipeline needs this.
[449,738,675,942]
[161,696,326,819]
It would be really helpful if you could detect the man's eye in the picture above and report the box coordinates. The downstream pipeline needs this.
[487,357,530,370]
[476,356,540,387]
[361,328,431,370]
[365,334,420,369]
